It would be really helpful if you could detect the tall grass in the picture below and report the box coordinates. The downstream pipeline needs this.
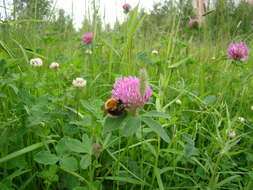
[0,0,253,189]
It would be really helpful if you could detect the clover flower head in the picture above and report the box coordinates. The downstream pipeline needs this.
[85,49,92,55]
[227,129,236,138]
[123,3,131,13]
[82,32,93,45]
[112,76,152,108]
[229,130,236,138]
[30,58,43,67]
[238,116,245,122]
[175,99,182,105]
[152,50,159,55]
[72,77,87,88]
[188,18,200,27]
[49,62,60,69]
[227,42,249,62]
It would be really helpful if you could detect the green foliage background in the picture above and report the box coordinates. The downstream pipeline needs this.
[1,0,253,189]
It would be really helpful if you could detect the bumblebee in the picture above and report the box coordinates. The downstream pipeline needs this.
[104,98,126,117]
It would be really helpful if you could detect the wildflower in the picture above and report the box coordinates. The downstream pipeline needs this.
[151,50,159,55]
[227,42,249,62]
[85,49,92,55]
[30,58,43,67]
[123,3,131,14]
[188,18,200,27]
[227,129,236,138]
[82,32,93,45]
[251,106,253,111]
[238,117,245,122]
[175,99,182,105]
[112,76,152,109]
[72,77,87,88]
[49,62,60,69]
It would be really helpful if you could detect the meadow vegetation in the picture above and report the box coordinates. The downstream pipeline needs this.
[1,0,253,189]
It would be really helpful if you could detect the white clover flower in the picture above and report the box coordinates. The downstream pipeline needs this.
[72,77,87,88]
[175,99,182,105]
[238,117,245,122]
[151,50,159,55]
[85,49,92,55]
[30,58,43,67]
[228,130,236,138]
[250,106,253,111]
[49,62,60,69]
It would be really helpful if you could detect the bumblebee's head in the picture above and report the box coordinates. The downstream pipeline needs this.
[104,98,118,111]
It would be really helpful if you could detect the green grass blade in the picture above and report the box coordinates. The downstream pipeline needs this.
[154,168,164,190]
[0,140,56,164]
[97,176,145,185]
[19,172,37,190]
[215,175,241,188]
[12,39,29,64]
[0,40,14,57]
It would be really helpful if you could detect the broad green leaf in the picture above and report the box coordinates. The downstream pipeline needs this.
[55,137,71,156]
[184,144,199,158]
[63,124,79,135]
[203,95,216,105]
[80,155,91,169]
[60,157,78,171]
[145,142,157,157]
[70,115,92,127]
[38,165,58,182]
[143,111,171,119]
[122,116,141,137]
[81,99,103,119]
[60,173,81,189]
[183,134,199,157]
[103,114,126,132]
[82,134,92,155]
[34,151,59,165]
[142,118,170,143]
[65,137,89,153]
